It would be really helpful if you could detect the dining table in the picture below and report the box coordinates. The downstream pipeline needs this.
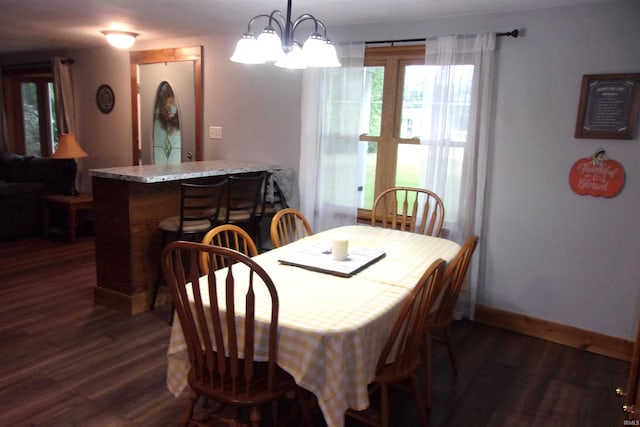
[166,224,461,427]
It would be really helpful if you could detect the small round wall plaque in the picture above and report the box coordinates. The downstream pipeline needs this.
[96,84,115,114]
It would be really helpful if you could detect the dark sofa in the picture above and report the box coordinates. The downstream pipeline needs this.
[0,152,74,240]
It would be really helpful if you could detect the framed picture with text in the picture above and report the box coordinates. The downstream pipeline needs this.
[575,73,640,139]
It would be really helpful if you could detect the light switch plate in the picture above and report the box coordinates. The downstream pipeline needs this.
[209,126,223,139]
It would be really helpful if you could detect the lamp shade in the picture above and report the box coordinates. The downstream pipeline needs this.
[257,27,284,62]
[230,33,266,64]
[102,31,138,49]
[275,44,307,69]
[51,134,88,159]
[302,32,325,66]
[320,41,341,67]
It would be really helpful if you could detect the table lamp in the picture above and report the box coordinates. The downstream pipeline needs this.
[50,133,89,196]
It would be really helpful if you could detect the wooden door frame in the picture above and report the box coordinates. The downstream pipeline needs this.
[129,46,203,165]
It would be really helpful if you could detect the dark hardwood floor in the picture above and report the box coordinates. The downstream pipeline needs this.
[0,236,629,426]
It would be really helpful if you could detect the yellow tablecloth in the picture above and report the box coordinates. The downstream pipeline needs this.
[166,225,460,427]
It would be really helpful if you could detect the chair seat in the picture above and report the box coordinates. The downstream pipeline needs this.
[187,360,297,407]
[158,216,213,233]
[375,351,422,384]
[261,203,277,216]
[218,207,252,222]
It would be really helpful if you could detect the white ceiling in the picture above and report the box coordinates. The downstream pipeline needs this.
[0,0,619,54]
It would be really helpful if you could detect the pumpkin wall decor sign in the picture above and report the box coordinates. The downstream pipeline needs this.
[569,149,625,197]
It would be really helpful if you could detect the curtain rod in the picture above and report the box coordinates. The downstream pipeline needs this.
[1,58,74,70]
[365,29,519,45]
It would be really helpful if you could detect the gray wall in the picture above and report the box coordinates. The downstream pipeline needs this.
[332,0,640,340]
[2,0,639,340]
[487,3,640,340]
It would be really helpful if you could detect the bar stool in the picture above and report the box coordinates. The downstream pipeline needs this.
[218,171,267,245]
[151,178,228,311]
[256,173,289,250]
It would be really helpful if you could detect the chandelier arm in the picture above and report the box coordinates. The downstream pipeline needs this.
[292,14,320,35]
[267,10,286,36]
[315,20,327,37]
[247,14,274,33]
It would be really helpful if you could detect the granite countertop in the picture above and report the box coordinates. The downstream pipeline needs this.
[89,160,273,183]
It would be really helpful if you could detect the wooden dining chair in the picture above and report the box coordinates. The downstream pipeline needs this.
[270,208,313,248]
[371,187,445,237]
[345,258,446,427]
[423,234,479,407]
[199,224,259,274]
[151,179,228,310]
[161,241,304,427]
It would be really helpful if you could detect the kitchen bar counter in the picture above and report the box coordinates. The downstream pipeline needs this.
[89,160,271,314]
[89,159,268,183]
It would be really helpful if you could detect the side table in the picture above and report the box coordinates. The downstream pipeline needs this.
[42,193,94,243]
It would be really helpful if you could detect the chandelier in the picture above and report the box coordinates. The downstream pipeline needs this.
[230,0,341,69]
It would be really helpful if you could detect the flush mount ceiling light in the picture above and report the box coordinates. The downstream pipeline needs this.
[102,30,138,49]
[230,0,341,69]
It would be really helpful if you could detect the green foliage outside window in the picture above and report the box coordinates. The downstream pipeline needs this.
[20,81,57,156]
[21,83,40,155]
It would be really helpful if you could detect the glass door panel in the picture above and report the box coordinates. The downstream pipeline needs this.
[362,66,384,137]
[358,65,384,209]
[400,64,474,141]
[47,82,58,154]
[21,82,40,156]
[358,141,378,209]
[395,143,463,222]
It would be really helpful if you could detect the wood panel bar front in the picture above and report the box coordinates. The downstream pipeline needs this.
[90,160,271,314]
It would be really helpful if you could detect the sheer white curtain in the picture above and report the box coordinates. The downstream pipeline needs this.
[52,58,76,135]
[299,42,365,232]
[419,33,496,319]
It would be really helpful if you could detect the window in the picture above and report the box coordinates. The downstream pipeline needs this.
[357,45,475,227]
[2,65,58,155]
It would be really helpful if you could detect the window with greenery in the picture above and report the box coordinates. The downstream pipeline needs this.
[3,66,57,155]
[357,45,474,226]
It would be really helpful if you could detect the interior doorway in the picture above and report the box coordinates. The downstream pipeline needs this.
[129,46,203,165]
